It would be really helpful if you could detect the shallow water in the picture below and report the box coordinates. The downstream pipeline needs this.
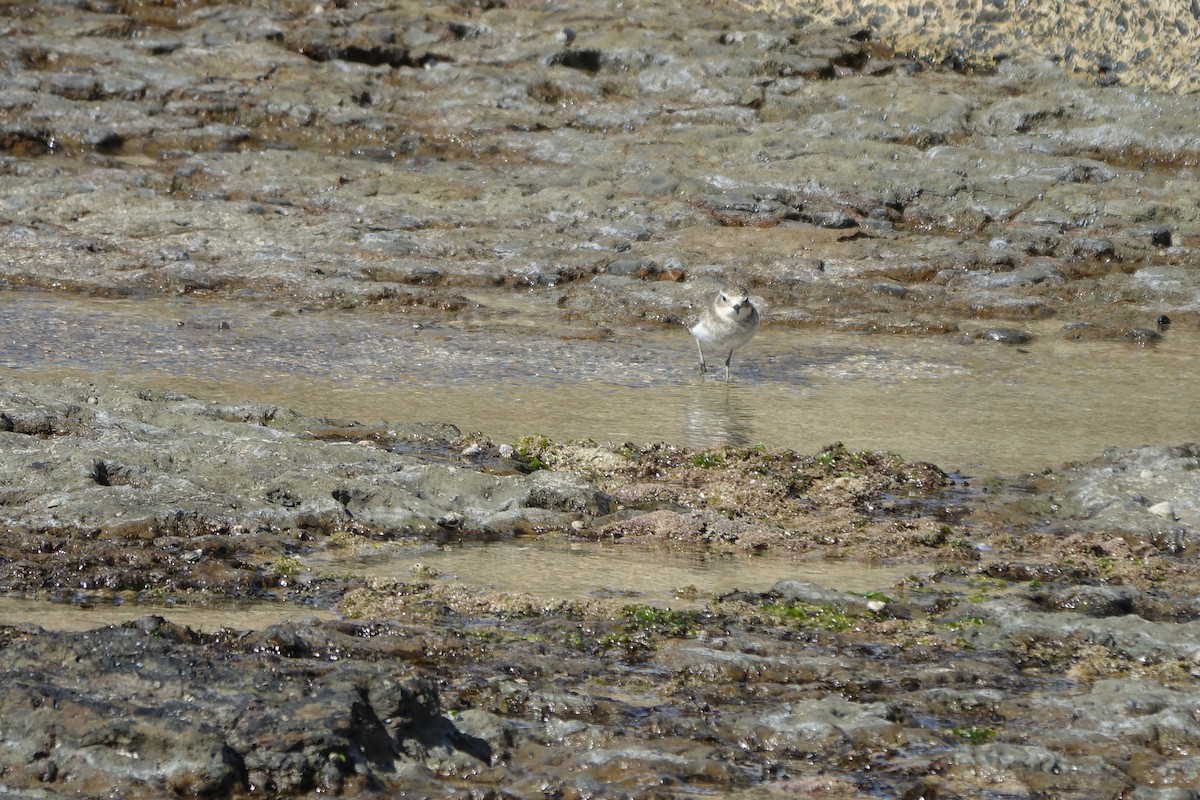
[312,540,918,606]
[0,545,918,630]
[0,597,336,632]
[2,289,1198,475]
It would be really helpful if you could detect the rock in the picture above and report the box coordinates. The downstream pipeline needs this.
[734,694,900,752]
[980,327,1032,344]
[1148,501,1177,520]
[771,580,875,613]
[1032,585,1137,617]
[1049,444,1200,540]
[0,617,468,796]
[0,379,616,595]
[521,470,613,515]
[947,743,1127,795]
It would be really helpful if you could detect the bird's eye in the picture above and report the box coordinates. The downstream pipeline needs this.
[719,294,727,302]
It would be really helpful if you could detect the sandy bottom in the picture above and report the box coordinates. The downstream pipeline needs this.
[311,540,922,606]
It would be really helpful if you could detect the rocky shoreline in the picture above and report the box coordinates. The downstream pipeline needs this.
[3,376,1200,797]
[3,0,1200,796]
[1,0,1197,341]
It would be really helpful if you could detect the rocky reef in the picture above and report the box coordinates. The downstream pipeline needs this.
[2,0,1200,796]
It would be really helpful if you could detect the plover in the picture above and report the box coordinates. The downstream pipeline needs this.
[689,284,760,381]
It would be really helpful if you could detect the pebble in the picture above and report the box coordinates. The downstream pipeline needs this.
[1150,229,1172,247]
[438,512,465,529]
[1147,501,1176,520]
[980,327,1031,344]
[1127,328,1161,342]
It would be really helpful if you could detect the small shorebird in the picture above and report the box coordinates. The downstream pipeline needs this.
[689,284,760,381]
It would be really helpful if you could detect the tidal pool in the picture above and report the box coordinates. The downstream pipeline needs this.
[309,540,920,607]
[0,597,336,633]
[2,289,1196,475]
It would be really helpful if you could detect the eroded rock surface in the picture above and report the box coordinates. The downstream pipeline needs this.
[3,378,1200,797]
[759,0,1200,93]
[0,0,1196,345]
[0,616,465,797]
[2,0,1200,797]
[0,378,613,596]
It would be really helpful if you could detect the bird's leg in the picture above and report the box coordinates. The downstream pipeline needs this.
[724,350,734,382]
[696,339,708,373]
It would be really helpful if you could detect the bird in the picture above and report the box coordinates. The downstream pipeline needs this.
[689,284,760,381]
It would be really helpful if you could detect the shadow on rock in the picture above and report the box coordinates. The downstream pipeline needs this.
[0,616,495,797]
